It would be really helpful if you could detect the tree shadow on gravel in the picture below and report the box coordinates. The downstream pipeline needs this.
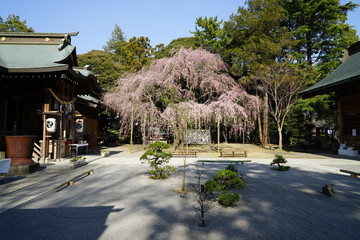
[0,206,122,240]
[167,162,360,240]
[195,162,360,240]
[3,163,359,240]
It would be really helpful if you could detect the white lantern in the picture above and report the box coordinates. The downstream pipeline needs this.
[76,121,83,133]
[46,118,56,133]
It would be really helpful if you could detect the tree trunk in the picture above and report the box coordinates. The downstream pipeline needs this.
[258,109,263,147]
[173,124,181,149]
[222,127,228,143]
[262,92,269,147]
[142,114,146,145]
[217,117,221,154]
[130,105,134,153]
[310,112,316,137]
[278,126,283,151]
[182,122,188,192]
[242,127,245,144]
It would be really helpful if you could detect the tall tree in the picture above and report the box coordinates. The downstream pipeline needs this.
[0,14,34,32]
[103,24,128,64]
[104,25,155,73]
[280,0,359,143]
[280,0,358,71]
[223,0,295,148]
[77,50,124,89]
[224,0,295,77]
[123,36,153,72]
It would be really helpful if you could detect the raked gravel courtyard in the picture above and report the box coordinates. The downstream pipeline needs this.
[1,144,360,240]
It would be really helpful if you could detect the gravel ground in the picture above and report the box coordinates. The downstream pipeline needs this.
[1,144,360,240]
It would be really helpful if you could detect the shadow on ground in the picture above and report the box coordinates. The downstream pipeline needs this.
[0,206,122,240]
[1,162,359,239]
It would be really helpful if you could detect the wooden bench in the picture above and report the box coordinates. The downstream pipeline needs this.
[340,169,360,178]
[171,151,197,158]
[219,150,247,158]
[197,159,252,165]
[0,158,11,183]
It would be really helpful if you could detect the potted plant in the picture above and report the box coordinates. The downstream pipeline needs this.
[100,149,110,157]
[70,155,86,168]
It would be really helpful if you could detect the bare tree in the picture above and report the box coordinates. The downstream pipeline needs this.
[252,61,306,150]
[193,164,213,227]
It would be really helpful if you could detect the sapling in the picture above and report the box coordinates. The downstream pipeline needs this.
[193,164,213,227]
[140,142,176,179]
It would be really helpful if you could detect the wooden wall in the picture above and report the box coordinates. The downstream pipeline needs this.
[338,90,360,147]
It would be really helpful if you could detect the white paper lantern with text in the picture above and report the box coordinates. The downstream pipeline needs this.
[46,118,56,133]
[76,121,84,133]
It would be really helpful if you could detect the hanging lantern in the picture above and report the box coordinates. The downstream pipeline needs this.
[76,121,83,133]
[46,118,56,133]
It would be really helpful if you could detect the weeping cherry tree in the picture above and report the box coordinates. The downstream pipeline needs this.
[103,48,259,146]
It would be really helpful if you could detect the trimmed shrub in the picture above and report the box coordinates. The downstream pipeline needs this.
[140,142,176,179]
[205,169,244,207]
[226,164,238,174]
[271,155,290,171]
[218,191,240,207]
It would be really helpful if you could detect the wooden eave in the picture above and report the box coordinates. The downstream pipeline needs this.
[4,65,70,73]
[0,32,79,46]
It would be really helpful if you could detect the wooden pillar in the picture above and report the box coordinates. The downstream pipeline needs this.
[69,84,75,142]
[42,101,50,162]
[3,97,7,132]
[337,96,343,141]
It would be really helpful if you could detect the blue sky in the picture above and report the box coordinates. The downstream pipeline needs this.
[1,0,359,54]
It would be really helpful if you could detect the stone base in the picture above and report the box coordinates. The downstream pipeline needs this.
[8,163,40,176]
[69,160,87,169]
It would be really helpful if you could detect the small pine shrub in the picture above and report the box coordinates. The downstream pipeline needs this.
[205,169,244,207]
[271,155,290,171]
[204,179,221,193]
[140,142,176,179]
[226,164,238,174]
[213,170,245,190]
[218,191,240,207]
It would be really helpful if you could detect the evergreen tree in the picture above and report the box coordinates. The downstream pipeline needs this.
[192,16,230,53]
[280,0,358,72]
[104,25,154,73]
[123,36,154,72]
[0,14,34,32]
[280,0,359,146]
[223,0,295,148]
[77,50,124,89]
[223,0,295,77]
[103,24,128,64]
[155,37,197,59]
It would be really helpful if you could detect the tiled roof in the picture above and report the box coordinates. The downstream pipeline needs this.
[301,41,360,98]
[0,32,103,94]
[0,44,74,71]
